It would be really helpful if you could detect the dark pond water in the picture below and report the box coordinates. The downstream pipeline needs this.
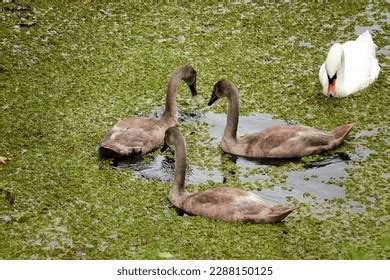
[112,155,224,185]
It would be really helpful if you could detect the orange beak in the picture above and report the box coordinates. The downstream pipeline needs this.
[327,80,336,97]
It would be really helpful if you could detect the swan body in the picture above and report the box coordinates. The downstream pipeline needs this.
[99,65,197,158]
[165,127,295,223]
[319,30,380,97]
[208,80,353,158]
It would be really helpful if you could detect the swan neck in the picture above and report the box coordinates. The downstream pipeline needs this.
[224,86,239,140]
[172,136,187,195]
[163,70,182,120]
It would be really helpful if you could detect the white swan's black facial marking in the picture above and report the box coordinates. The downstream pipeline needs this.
[327,72,337,84]
[327,72,337,97]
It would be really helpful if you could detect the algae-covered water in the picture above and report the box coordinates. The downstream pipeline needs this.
[0,1,389,259]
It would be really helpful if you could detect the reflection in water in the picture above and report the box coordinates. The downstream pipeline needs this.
[113,155,224,185]
[112,109,374,212]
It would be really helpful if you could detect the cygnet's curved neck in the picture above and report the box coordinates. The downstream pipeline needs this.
[224,84,240,141]
[162,68,184,120]
[171,134,187,196]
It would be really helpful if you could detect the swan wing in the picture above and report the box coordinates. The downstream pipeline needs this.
[100,117,165,156]
[183,188,258,211]
[342,31,380,93]
[240,125,308,151]
[182,188,279,222]
[239,125,341,158]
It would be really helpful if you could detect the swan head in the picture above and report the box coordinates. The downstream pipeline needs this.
[161,127,186,152]
[325,43,343,97]
[181,65,197,96]
[208,79,233,106]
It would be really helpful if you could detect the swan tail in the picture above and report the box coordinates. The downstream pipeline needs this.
[266,205,296,223]
[332,123,354,140]
[357,30,378,56]
[370,58,380,81]
[357,30,373,44]
[357,31,380,84]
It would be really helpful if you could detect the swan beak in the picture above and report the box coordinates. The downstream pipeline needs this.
[160,143,169,152]
[327,81,336,97]
[189,82,197,96]
[208,93,219,106]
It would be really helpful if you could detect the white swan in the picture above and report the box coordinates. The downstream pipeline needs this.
[319,30,380,97]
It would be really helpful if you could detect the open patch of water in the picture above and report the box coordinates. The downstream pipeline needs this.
[112,155,223,185]
[254,152,354,208]
[354,24,384,36]
[354,127,379,138]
